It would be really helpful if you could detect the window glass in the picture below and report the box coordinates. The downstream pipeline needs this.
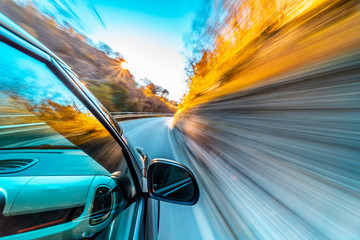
[0,38,139,240]
[64,68,122,134]
[0,41,132,178]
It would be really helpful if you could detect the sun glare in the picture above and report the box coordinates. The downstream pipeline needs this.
[121,61,129,70]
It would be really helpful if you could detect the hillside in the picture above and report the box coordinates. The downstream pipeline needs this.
[0,0,176,113]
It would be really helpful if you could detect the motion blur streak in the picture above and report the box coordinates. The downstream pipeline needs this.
[175,0,360,239]
[175,51,360,239]
[178,0,360,112]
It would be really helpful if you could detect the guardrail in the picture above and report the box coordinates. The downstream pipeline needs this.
[110,112,174,120]
[0,122,47,136]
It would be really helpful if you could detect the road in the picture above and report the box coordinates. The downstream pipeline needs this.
[120,52,360,240]
[121,117,217,240]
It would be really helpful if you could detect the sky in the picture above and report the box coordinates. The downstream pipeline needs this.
[85,0,201,101]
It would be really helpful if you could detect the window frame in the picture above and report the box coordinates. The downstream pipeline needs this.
[0,22,151,239]
[0,25,143,194]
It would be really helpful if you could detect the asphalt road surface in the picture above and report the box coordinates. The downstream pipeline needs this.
[121,117,217,240]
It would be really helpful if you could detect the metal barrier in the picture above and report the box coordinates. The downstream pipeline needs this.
[110,112,174,120]
[0,122,47,136]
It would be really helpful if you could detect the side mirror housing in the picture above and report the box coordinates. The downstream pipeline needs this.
[147,159,199,205]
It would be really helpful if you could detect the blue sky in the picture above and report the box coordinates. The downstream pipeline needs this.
[86,0,201,101]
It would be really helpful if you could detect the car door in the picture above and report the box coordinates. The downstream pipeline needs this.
[0,37,142,239]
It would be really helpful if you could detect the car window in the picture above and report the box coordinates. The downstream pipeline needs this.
[0,40,139,239]
[63,68,123,134]
[63,67,143,170]
[0,40,134,179]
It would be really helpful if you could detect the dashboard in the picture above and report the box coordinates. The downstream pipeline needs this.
[0,150,125,239]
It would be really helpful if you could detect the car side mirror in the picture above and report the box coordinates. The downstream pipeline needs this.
[147,159,199,205]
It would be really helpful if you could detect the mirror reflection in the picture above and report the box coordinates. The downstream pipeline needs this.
[151,162,194,201]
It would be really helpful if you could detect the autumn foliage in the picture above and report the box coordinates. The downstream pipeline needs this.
[178,0,360,116]
[0,0,176,114]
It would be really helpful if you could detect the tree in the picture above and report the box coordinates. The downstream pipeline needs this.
[161,89,169,98]
[147,83,157,95]
[140,78,151,86]
[97,41,113,56]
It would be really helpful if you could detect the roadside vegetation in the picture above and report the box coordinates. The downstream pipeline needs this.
[0,0,176,114]
[178,0,360,118]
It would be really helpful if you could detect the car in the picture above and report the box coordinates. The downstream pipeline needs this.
[0,13,199,240]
